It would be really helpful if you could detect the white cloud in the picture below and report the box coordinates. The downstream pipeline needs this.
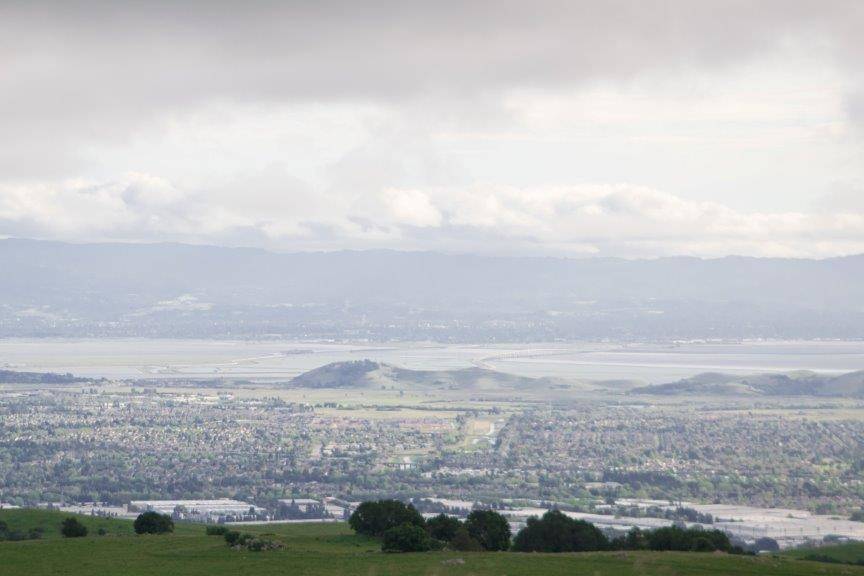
[379,189,443,228]
[3,175,864,258]
[0,173,249,241]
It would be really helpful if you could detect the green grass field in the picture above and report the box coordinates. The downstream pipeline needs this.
[785,541,864,565]
[2,509,864,576]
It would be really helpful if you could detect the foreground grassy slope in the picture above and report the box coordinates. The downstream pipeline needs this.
[786,542,864,564]
[2,510,864,576]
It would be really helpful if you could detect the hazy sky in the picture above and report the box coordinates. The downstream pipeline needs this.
[2,0,863,257]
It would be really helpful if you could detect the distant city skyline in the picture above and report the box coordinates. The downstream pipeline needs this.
[2,1,863,257]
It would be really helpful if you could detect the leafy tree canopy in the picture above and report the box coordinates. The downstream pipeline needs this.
[133,511,175,535]
[512,510,607,553]
[349,500,424,537]
[465,509,511,551]
[425,513,462,542]
[382,523,432,553]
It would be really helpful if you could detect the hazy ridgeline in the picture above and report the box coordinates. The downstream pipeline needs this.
[2,239,863,340]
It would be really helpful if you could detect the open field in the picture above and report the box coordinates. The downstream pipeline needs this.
[2,510,863,576]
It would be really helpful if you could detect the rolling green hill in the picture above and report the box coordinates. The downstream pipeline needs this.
[2,509,864,575]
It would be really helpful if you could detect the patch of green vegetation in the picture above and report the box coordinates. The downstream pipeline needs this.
[0,508,134,538]
[0,508,199,539]
[2,509,863,575]
[786,541,864,565]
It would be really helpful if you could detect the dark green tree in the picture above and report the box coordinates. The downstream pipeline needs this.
[624,527,648,550]
[133,511,175,535]
[348,500,424,537]
[646,526,730,552]
[61,517,88,538]
[449,526,483,551]
[465,509,511,551]
[511,510,607,552]
[381,523,432,552]
[425,513,462,542]
[753,537,780,552]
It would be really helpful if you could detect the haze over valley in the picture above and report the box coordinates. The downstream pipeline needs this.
[3,1,864,573]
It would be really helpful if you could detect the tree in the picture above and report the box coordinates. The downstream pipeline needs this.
[692,536,715,552]
[61,517,88,538]
[511,510,607,553]
[624,527,648,550]
[425,513,462,542]
[449,526,483,551]
[646,526,730,552]
[753,537,780,552]
[465,509,511,551]
[349,500,424,537]
[133,511,175,535]
[381,523,432,552]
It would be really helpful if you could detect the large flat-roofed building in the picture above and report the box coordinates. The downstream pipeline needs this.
[128,499,261,522]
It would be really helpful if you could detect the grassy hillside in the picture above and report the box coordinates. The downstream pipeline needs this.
[631,370,864,397]
[0,508,198,539]
[288,360,561,391]
[2,509,864,576]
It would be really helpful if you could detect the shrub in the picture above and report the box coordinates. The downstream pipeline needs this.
[425,513,462,542]
[245,537,281,552]
[381,523,432,553]
[465,509,511,551]
[349,500,424,537]
[512,510,607,553]
[206,525,229,536]
[223,530,282,551]
[133,511,175,535]
[61,517,88,538]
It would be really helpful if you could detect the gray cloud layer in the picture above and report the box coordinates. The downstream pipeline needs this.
[1,1,863,256]
[3,0,862,167]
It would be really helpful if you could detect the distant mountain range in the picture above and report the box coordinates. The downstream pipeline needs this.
[632,370,864,397]
[288,360,561,391]
[2,238,863,340]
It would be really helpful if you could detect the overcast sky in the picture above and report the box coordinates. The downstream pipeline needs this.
[1,0,863,258]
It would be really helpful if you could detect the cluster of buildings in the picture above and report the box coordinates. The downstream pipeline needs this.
[129,499,264,523]
[34,497,351,525]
